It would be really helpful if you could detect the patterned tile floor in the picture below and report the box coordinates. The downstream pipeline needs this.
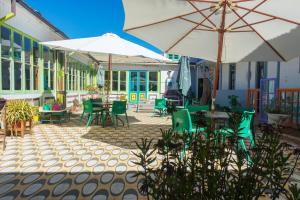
[0,111,300,200]
[0,111,171,200]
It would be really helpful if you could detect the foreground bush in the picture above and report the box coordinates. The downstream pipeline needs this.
[133,114,300,200]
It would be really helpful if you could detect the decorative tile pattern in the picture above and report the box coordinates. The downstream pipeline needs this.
[0,111,171,200]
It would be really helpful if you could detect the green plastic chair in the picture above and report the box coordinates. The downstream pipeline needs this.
[43,104,51,111]
[172,109,206,159]
[216,110,256,164]
[80,99,103,128]
[109,101,129,129]
[153,98,167,116]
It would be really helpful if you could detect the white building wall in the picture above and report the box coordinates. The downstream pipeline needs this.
[235,62,249,90]
[280,57,300,88]
[221,64,229,90]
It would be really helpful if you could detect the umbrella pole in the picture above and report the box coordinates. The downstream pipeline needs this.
[107,54,112,103]
[63,50,68,108]
[212,1,227,111]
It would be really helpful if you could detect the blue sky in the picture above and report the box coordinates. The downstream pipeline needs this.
[24,0,161,53]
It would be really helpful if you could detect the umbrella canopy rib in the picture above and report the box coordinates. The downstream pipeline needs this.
[229,5,287,61]
[166,7,219,53]
[187,1,217,28]
[226,0,268,30]
[236,5,300,26]
[124,6,215,32]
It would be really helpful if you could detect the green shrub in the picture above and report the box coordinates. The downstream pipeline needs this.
[133,115,300,200]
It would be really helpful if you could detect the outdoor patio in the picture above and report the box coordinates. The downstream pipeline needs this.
[0,111,171,200]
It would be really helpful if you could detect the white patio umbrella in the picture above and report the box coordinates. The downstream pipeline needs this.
[122,0,300,108]
[42,33,170,101]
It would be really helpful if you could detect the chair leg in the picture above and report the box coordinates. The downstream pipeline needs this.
[86,114,92,128]
[125,113,129,128]
[80,112,85,123]
[112,114,116,129]
[238,139,252,165]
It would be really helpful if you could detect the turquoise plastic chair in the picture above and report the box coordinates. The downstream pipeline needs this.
[108,101,129,129]
[172,109,206,159]
[80,99,103,128]
[176,99,190,110]
[216,110,256,164]
[153,98,167,116]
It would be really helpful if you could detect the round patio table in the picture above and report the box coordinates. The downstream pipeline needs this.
[204,111,230,129]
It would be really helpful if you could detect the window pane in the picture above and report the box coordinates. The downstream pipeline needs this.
[50,71,54,90]
[229,64,236,90]
[25,64,31,90]
[149,72,157,92]
[1,26,11,58]
[13,32,22,61]
[140,72,146,92]
[44,69,49,90]
[24,37,31,64]
[33,41,39,65]
[43,46,49,67]
[2,59,11,90]
[33,66,39,90]
[120,71,126,91]
[14,62,22,90]
[112,71,118,91]
[130,72,137,91]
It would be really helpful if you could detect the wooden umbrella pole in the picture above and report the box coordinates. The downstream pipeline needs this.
[212,0,227,111]
[106,54,112,103]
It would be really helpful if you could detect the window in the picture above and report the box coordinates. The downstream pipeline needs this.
[112,71,118,91]
[43,46,49,90]
[24,37,31,90]
[174,55,179,60]
[49,50,55,90]
[229,63,236,90]
[120,71,126,91]
[140,72,146,92]
[13,32,22,61]
[168,54,173,60]
[82,70,86,90]
[13,32,23,91]
[2,59,10,90]
[68,64,72,90]
[14,62,22,90]
[149,72,158,92]
[1,26,11,58]
[72,66,77,91]
[33,41,39,90]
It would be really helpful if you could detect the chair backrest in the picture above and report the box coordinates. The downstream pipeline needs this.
[112,101,127,115]
[83,99,93,113]
[187,105,209,113]
[91,98,102,103]
[155,98,166,108]
[238,110,255,137]
[172,109,193,133]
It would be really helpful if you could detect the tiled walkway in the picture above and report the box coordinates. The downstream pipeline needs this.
[0,111,300,200]
[0,111,171,200]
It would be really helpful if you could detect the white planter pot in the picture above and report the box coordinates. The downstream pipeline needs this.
[267,113,289,124]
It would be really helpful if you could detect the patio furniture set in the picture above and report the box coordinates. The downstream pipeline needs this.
[153,97,255,163]
[80,98,129,129]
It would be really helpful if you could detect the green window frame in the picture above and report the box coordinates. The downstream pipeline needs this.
[24,37,31,90]
[33,41,39,90]
[43,46,50,90]
[1,26,12,91]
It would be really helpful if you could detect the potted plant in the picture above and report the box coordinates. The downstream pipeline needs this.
[267,107,289,125]
[5,100,34,137]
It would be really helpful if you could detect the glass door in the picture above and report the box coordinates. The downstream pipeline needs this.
[129,71,148,103]
[259,78,278,122]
